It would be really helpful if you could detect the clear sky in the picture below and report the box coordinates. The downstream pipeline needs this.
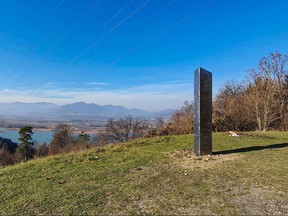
[0,0,288,111]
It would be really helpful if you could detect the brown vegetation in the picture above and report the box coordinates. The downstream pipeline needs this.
[148,101,194,137]
[48,124,102,155]
[100,116,149,143]
[215,52,288,132]
[49,124,74,155]
[213,81,256,131]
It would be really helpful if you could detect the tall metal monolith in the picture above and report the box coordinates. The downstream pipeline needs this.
[194,68,212,156]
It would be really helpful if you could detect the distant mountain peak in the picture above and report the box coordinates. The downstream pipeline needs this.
[0,102,175,120]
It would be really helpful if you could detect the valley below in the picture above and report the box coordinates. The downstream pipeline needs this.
[0,101,174,144]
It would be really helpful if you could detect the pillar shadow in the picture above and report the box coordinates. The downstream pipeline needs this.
[213,143,288,155]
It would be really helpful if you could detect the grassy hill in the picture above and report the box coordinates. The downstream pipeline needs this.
[0,132,288,215]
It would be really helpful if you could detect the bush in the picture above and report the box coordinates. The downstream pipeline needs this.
[0,137,18,153]
[36,143,49,158]
[100,116,149,143]
[49,124,74,155]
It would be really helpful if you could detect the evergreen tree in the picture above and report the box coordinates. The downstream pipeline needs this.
[17,126,34,161]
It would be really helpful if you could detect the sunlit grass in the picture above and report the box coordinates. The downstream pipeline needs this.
[0,132,287,215]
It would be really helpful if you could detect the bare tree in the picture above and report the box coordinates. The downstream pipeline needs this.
[213,81,256,131]
[147,117,173,137]
[101,116,149,143]
[168,101,194,135]
[49,124,74,155]
[36,143,49,158]
[218,80,245,100]
[283,75,288,130]
[246,52,288,132]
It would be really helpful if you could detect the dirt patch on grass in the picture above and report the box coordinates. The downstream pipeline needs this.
[232,187,288,215]
[168,149,240,170]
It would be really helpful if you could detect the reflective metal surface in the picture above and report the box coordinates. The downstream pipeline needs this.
[194,68,212,156]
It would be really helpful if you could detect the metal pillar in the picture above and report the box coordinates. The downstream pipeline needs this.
[194,68,212,156]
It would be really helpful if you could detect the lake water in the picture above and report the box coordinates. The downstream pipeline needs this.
[0,127,53,144]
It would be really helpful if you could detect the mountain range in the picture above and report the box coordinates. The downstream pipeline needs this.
[0,102,175,120]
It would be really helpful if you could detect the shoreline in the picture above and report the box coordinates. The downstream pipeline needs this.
[0,127,102,135]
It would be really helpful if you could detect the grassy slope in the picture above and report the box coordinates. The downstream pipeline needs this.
[0,132,287,215]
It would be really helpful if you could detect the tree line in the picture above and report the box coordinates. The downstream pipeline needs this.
[152,52,288,133]
[214,51,288,132]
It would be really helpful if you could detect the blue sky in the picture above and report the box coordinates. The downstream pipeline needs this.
[0,0,288,111]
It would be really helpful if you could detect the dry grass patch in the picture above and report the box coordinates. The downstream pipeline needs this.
[231,186,288,215]
[169,149,240,170]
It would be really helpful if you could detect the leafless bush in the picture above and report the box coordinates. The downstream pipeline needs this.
[164,101,194,135]
[213,81,256,132]
[100,116,149,143]
[35,143,49,158]
[49,124,74,155]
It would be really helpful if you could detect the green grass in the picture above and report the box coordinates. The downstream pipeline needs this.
[0,132,288,215]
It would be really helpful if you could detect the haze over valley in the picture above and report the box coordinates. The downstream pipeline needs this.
[0,101,174,120]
